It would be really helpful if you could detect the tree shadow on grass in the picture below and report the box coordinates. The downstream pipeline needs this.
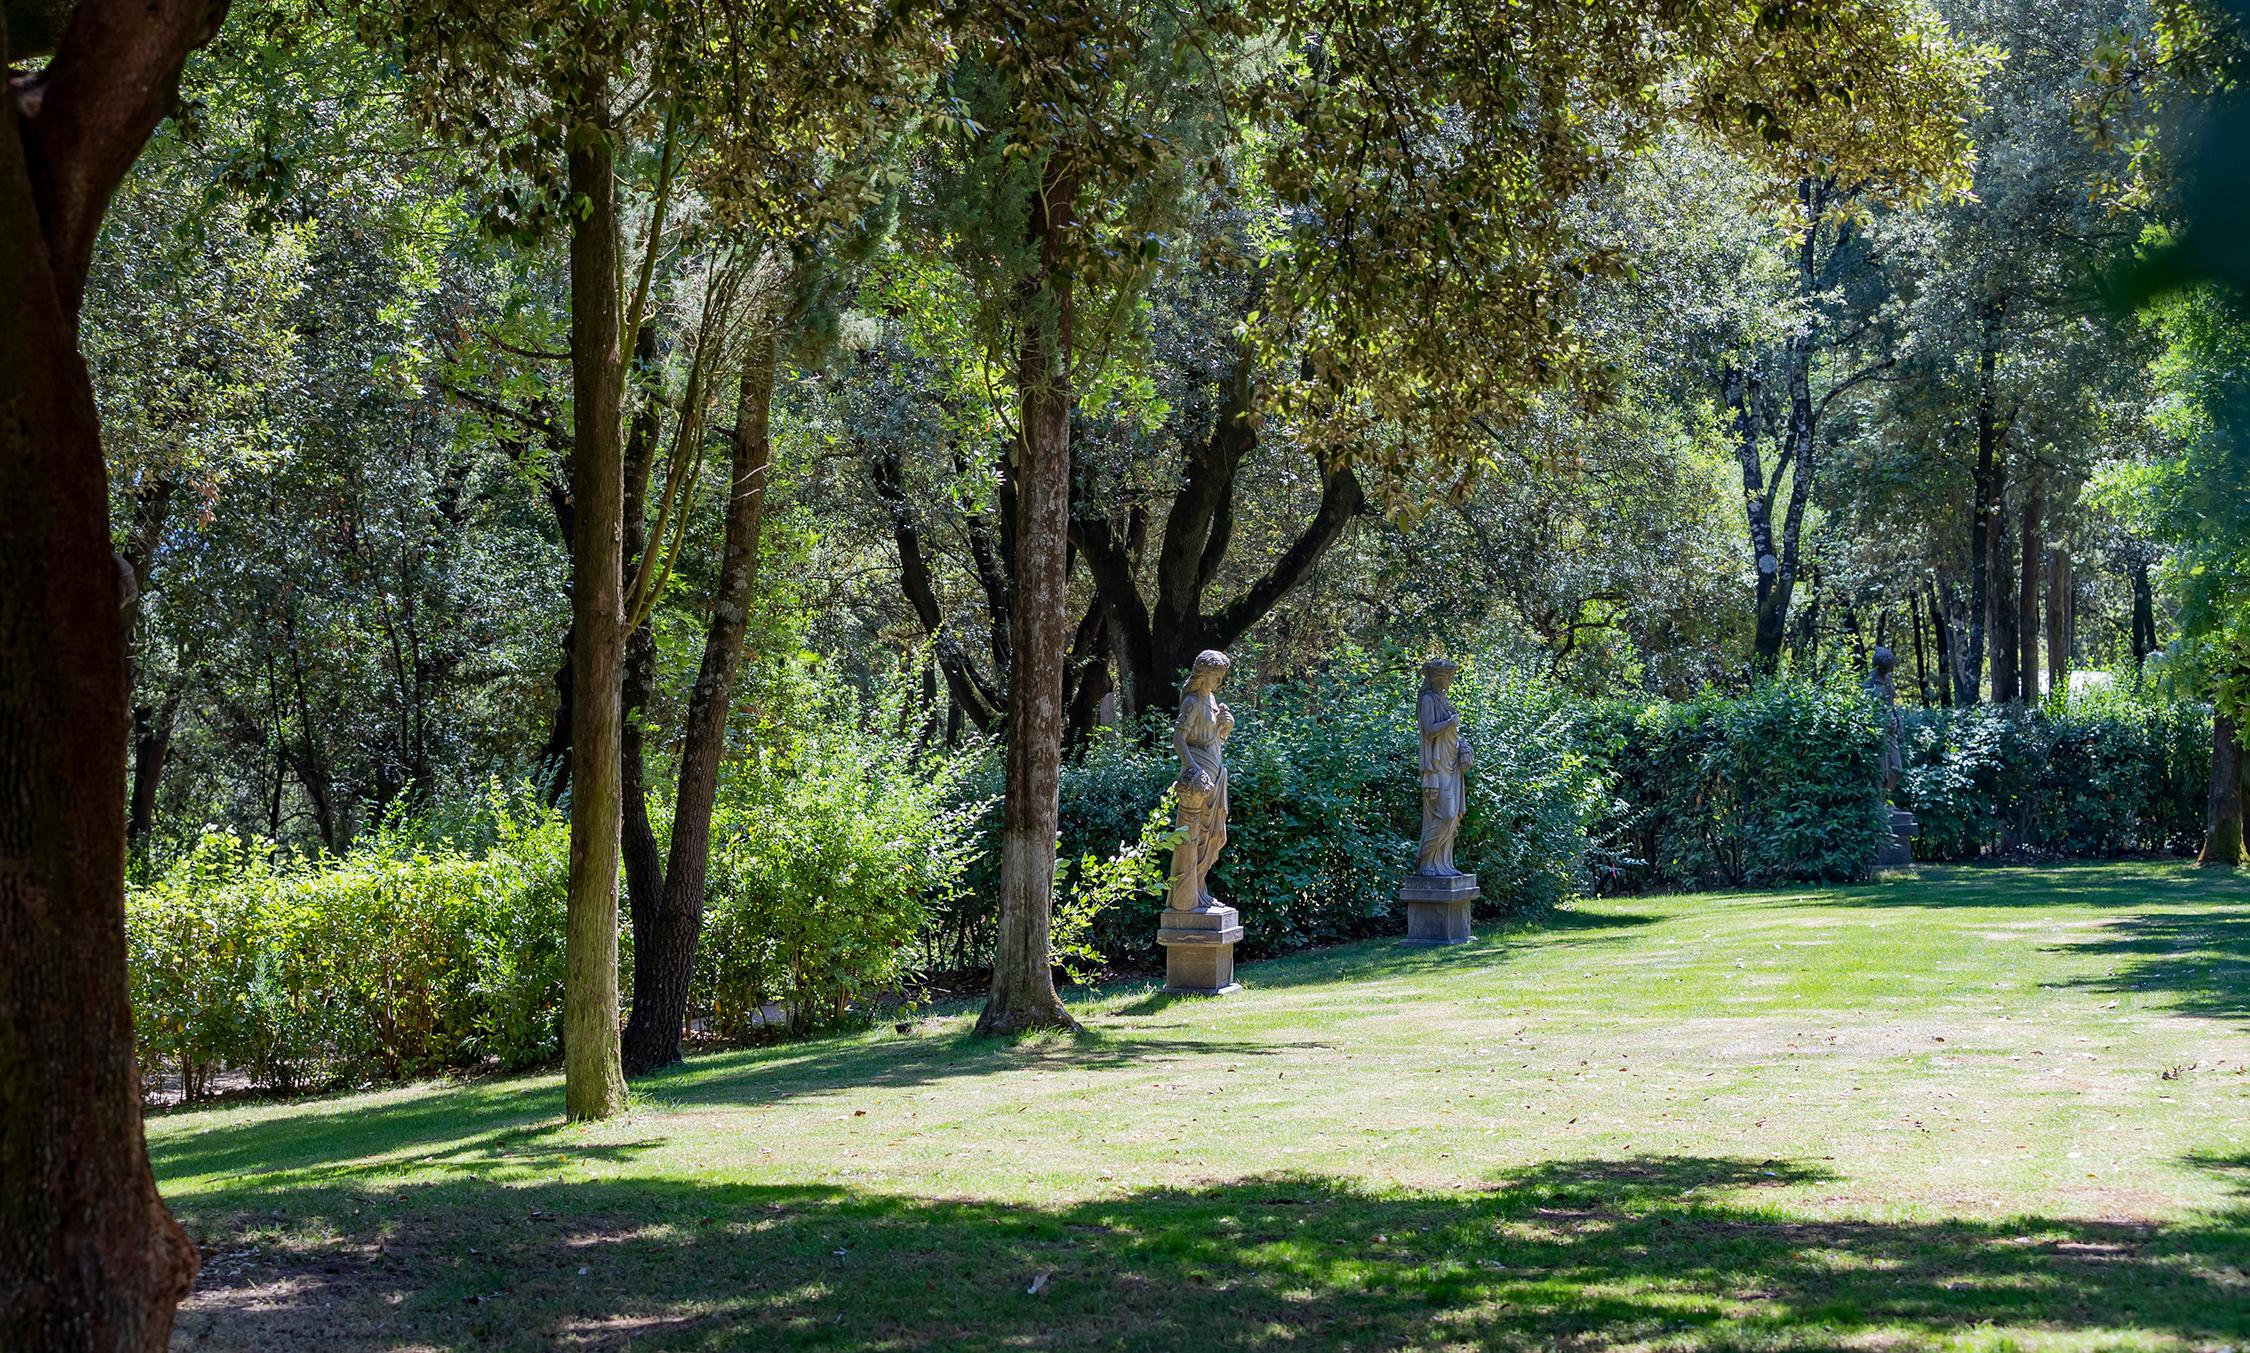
[148,1024,1320,1188]
[1825,861,2227,911]
[168,1152,2250,1352]
[1233,905,1659,993]
[2061,906,2250,1025]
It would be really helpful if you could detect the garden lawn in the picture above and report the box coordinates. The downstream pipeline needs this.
[153,862,2250,1351]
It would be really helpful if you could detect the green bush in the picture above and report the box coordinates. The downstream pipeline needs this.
[1899,691,2210,860]
[694,681,985,1038]
[125,798,568,1099]
[1588,677,1891,891]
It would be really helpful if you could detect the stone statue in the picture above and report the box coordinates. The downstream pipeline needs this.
[1167,650,1234,911]
[1866,645,1905,800]
[1415,657,1473,876]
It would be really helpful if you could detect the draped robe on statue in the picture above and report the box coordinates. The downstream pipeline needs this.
[1168,690,1233,909]
[1417,683,1467,875]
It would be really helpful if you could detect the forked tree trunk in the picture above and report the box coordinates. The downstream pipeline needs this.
[623,326,779,1073]
[2198,711,2246,868]
[3,3,229,1345]
[562,105,628,1122]
[977,161,1081,1037]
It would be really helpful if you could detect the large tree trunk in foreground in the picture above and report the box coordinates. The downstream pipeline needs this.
[562,105,628,1122]
[623,327,778,1073]
[977,164,1081,1037]
[2,2,228,1346]
[2198,710,2246,867]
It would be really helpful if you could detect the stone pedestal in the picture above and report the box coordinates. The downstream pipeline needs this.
[1157,904,1243,995]
[1399,873,1478,946]
[1876,808,1919,869]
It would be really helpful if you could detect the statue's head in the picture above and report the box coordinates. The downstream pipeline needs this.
[1185,649,1231,694]
[1421,657,1459,690]
[1871,645,1897,677]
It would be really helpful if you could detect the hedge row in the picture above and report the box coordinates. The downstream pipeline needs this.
[127,665,2211,1098]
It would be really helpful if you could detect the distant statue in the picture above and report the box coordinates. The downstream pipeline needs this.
[1416,657,1473,876]
[1866,645,1905,800]
[1167,650,1234,911]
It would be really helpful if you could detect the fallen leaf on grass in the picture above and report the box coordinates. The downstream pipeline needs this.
[1027,1271,1050,1296]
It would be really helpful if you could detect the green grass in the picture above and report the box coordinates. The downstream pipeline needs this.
[152,862,2250,1351]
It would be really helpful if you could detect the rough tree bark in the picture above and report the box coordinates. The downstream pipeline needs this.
[562,101,628,1122]
[2,2,229,1346]
[976,159,1081,1037]
[2197,710,2245,867]
[621,326,778,1073]
[2045,549,2070,701]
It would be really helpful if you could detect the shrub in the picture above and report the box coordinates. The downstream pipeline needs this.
[694,680,985,1038]
[125,796,568,1098]
[1589,676,1891,891]
[1899,691,2210,860]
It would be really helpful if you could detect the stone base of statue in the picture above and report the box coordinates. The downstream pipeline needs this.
[1399,872,1478,946]
[1158,904,1243,995]
[1875,809,1919,869]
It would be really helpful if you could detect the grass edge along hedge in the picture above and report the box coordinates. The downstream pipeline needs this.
[127,668,2208,1098]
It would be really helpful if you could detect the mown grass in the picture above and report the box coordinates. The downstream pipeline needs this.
[153,862,2250,1350]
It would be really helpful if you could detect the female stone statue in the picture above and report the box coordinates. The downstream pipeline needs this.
[1167,650,1234,911]
[1416,657,1472,876]
[1867,645,1905,800]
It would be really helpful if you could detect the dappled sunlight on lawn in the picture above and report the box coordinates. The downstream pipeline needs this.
[168,1154,2250,1351]
[153,861,2250,1350]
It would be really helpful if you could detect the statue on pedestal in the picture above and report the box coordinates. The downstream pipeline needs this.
[1400,656,1479,944]
[1416,657,1473,877]
[1866,645,1905,799]
[1167,649,1234,911]
[1865,645,1919,868]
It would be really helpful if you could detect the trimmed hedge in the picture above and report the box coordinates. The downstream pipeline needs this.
[127,810,570,1098]
[1898,695,2209,859]
[126,665,2211,1098]
[1584,677,1893,892]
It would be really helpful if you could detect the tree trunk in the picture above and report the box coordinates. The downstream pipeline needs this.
[127,692,180,852]
[1927,579,1957,708]
[1966,309,2005,701]
[562,105,628,1122]
[2018,466,2043,703]
[2045,549,2070,702]
[2131,554,2158,671]
[622,325,778,1073]
[976,161,1081,1037]
[2197,710,2245,867]
[3,3,227,1345]
[1987,476,2018,705]
[617,322,666,952]
[619,622,664,927]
